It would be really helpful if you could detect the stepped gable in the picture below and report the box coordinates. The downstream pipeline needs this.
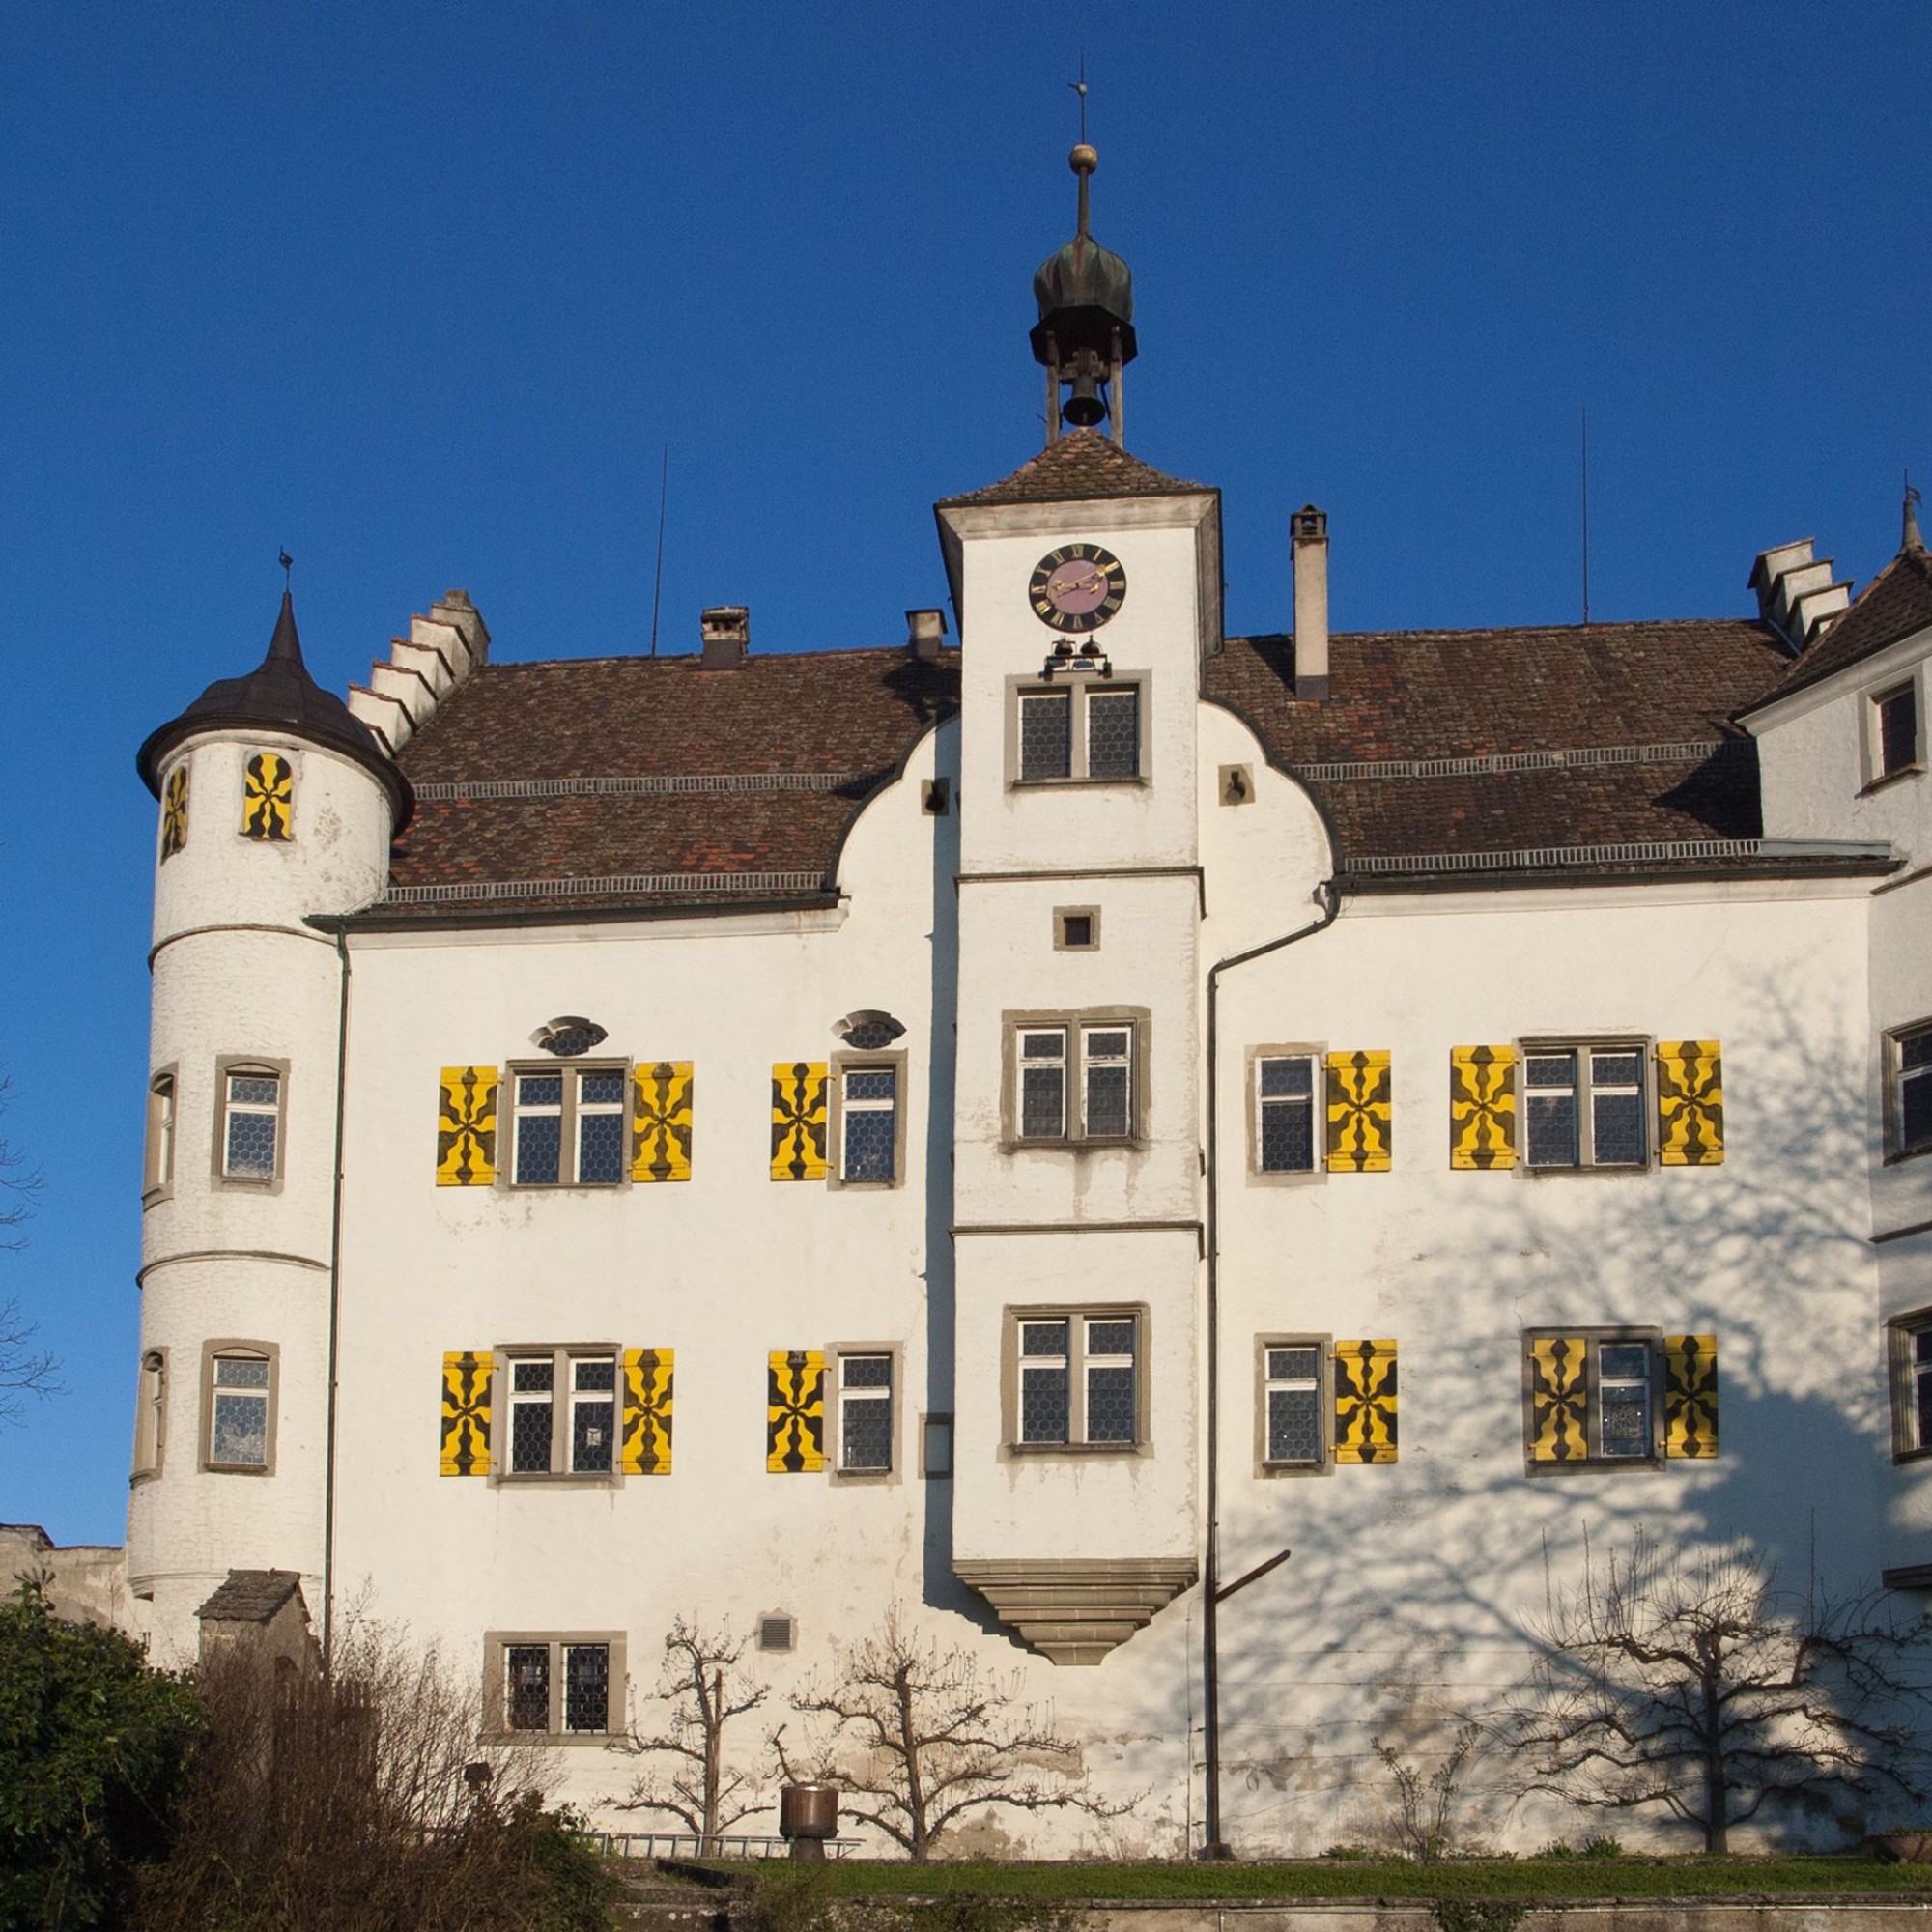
[376,647,958,921]
[937,428,1202,507]
[1207,617,1855,880]
[1757,543,1932,704]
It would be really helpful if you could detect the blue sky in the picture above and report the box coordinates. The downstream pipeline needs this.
[3,0,1926,1543]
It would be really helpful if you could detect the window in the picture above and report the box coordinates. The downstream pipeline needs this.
[921,1413,954,1478]
[218,1064,284,1182]
[132,1349,167,1477]
[1889,1022,1932,1161]
[1010,1311,1143,1449]
[838,1353,894,1472]
[1012,679,1144,783]
[1889,1317,1932,1459]
[144,1070,177,1199]
[1523,1331,1661,1466]
[511,1065,627,1186]
[1254,1053,1318,1174]
[489,1634,621,1739]
[1874,680,1922,781]
[1524,1045,1646,1169]
[839,1067,897,1183]
[1009,1014,1145,1146]
[1054,907,1100,951]
[1262,1342,1324,1468]
[203,1344,275,1473]
[504,1349,618,1477]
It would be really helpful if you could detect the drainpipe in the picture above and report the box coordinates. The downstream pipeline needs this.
[1200,879,1339,1859]
[320,920,353,1675]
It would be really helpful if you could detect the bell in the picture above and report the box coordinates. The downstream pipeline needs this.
[1062,367,1107,428]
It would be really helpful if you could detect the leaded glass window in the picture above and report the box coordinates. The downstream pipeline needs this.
[505,1350,618,1477]
[1525,1052,1577,1167]
[1019,1320,1069,1443]
[1018,690,1072,781]
[1597,1342,1653,1458]
[1019,1031,1066,1141]
[1013,1313,1142,1448]
[221,1070,280,1180]
[563,1643,610,1732]
[1082,1028,1133,1137]
[509,1358,554,1474]
[1257,1056,1316,1173]
[514,1073,564,1185]
[1085,1318,1137,1443]
[575,1071,626,1183]
[570,1356,615,1473]
[841,1067,897,1182]
[1527,1045,1646,1168]
[1265,1345,1322,1464]
[839,1353,893,1471]
[505,1645,550,1731]
[1085,687,1140,780]
[208,1353,270,1468]
[512,1066,628,1187]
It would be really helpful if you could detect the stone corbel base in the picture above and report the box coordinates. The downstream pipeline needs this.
[953,1557,1198,1664]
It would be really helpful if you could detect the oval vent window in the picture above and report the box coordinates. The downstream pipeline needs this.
[533,1016,608,1058]
[836,1010,904,1053]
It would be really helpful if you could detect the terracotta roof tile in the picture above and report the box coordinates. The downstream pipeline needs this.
[1755,546,1932,704]
[937,429,1203,507]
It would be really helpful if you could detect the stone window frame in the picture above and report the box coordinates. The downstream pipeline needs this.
[131,1346,168,1481]
[1001,1008,1151,1150]
[826,1050,909,1191]
[492,1342,625,1487]
[1520,1326,1666,1475]
[1863,668,1925,792]
[144,1064,179,1205]
[828,1343,902,1483]
[1254,1333,1333,1479]
[999,1303,1151,1460]
[1884,1018,1932,1165]
[1053,906,1101,952]
[1246,1043,1324,1186]
[503,1059,632,1191]
[212,1055,290,1192]
[1887,1312,1932,1463]
[1004,669,1152,788]
[483,1631,626,1743]
[199,1338,279,1477]
[1519,1037,1652,1175]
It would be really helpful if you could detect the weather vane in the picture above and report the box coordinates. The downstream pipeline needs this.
[279,549,294,588]
[1068,53,1087,145]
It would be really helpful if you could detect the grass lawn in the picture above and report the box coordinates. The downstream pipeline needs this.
[726,1856,1932,1901]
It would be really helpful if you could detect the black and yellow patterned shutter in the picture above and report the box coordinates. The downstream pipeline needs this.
[1527,1336,1590,1462]
[621,1348,674,1474]
[1657,1041,1723,1166]
[1450,1045,1517,1169]
[440,1351,493,1476]
[770,1063,829,1181]
[436,1067,498,1186]
[160,764,189,860]
[767,1350,826,1471]
[1325,1050,1392,1172]
[631,1063,694,1182]
[242,751,295,841]
[1334,1340,1397,1463]
[1663,1335,1719,1459]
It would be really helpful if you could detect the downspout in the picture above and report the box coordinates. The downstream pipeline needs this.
[1201,878,1338,1859]
[321,921,353,1675]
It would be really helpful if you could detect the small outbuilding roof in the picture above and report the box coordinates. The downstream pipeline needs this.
[196,1569,308,1625]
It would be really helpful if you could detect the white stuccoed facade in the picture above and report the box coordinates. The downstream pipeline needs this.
[123,357,1932,1852]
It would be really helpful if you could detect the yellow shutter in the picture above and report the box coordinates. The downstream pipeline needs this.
[440,1351,493,1476]
[1664,1335,1719,1459]
[1527,1336,1590,1462]
[160,763,189,860]
[436,1067,498,1186]
[631,1063,694,1182]
[1450,1045,1518,1169]
[770,1063,829,1181]
[621,1348,675,1475]
[767,1350,826,1472]
[242,750,294,840]
[1334,1340,1398,1463]
[1656,1041,1723,1166]
[1325,1050,1392,1172]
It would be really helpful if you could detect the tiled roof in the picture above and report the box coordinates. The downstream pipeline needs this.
[1754,544,1932,705]
[1205,619,1800,879]
[936,429,1203,507]
[197,1569,307,1625]
[375,649,958,921]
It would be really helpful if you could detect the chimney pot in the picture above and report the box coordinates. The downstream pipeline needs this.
[1291,504,1330,700]
[700,605,750,668]
[905,608,949,661]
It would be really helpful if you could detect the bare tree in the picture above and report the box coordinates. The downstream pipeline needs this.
[611,1618,769,1848]
[1497,1533,1932,1853]
[1372,1721,1482,1861]
[773,1605,1130,1861]
[0,1075,55,1427]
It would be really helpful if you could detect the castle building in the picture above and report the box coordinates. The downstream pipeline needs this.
[125,149,1932,1855]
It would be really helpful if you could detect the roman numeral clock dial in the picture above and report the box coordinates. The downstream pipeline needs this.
[1029,543,1126,633]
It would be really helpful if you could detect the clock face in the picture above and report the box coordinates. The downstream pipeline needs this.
[1029,543,1127,634]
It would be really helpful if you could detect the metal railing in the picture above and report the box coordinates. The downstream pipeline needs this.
[588,1830,861,1861]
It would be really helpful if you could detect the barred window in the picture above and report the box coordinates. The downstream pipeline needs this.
[1525,1045,1646,1169]
[512,1065,627,1187]
[492,1635,619,1739]
[838,1353,894,1472]
[504,1350,617,1477]
[1011,1311,1143,1449]
[1255,1055,1316,1174]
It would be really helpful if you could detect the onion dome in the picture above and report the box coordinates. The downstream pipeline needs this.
[1030,143,1138,373]
[137,589,412,826]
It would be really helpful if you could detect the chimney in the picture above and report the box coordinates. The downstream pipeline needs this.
[1292,505,1329,700]
[905,608,949,662]
[700,606,750,669]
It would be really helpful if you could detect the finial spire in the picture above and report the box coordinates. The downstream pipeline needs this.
[280,548,294,589]
[1905,471,1925,555]
[1068,58,1094,240]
